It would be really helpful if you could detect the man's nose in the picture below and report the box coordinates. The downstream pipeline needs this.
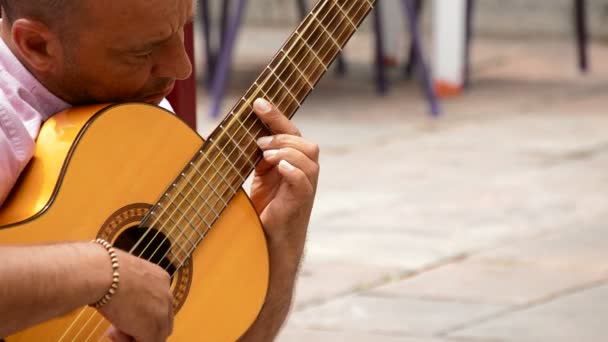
[152,35,193,81]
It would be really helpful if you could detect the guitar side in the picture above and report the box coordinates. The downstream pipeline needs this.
[0,104,269,341]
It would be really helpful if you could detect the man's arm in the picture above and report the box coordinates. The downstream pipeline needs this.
[0,243,113,336]
[239,99,319,341]
[0,243,174,341]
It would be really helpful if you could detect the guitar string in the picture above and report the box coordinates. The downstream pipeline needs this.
[65,0,371,340]
[127,0,337,265]
[124,0,359,278]
[139,0,369,277]
[136,0,361,273]
[136,0,368,277]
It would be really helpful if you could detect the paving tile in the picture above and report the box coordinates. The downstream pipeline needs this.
[450,283,608,342]
[304,230,459,270]
[371,258,607,305]
[478,224,608,273]
[293,260,401,308]
[288,294,505,335]
[277,328,445,342]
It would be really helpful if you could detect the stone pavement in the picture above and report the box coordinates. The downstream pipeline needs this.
[196,26,608,342]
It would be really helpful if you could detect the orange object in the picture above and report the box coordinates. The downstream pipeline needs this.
[434,80,464,98]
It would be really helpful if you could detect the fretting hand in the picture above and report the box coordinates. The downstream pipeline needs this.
[250,98,319,266]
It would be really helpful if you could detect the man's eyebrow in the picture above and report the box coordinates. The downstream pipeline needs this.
[134,36,172,51]
[135,14,195,51]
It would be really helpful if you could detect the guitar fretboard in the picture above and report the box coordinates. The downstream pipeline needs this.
[146,0,375,265]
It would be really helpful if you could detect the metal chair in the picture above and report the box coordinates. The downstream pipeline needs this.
[408,0,590,90]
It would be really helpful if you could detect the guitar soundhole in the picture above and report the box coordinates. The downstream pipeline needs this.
[113,226,177,277]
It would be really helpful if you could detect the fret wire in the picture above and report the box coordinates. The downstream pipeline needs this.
[180,171,218,228]
[251,79,293,110]
[211,142,248,184]
[268,56,316,108]
[309,14,341,50]
[170,185,209,243]
[201,140,238,195]
[233,112,259,141]
[254,79,300,112]
[154,199,197,250]
[213,123,263,186]
[187,161,223,218]
[293,29,327,71]
[273,53,314,89]
[288,43,325,84]
[258,71,301,107]
[174,174,215,229]
[194,152,230,207]
[219,122,258,170]
[189,167,228,215]
[334,1,358,29]
[276,55,315,94]
[168,180,210,232]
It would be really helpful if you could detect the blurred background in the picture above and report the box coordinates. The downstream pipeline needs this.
[177,0,608,341]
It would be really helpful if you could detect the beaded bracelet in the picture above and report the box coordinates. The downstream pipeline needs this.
[90,238,120,309]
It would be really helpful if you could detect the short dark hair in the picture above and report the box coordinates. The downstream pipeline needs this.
[1,0,78,28]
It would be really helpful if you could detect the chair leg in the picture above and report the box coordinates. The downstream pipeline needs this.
[200,0,216,88]
[210,0,247,118]
[402,0,440,116]
[574,0,589,72]
[373,2,389,94]
[296,0,307,18]
[220,0,232,51]
[404,0,423,78]
[464,0,475,88]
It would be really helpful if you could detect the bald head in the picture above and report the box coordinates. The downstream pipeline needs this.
[1,0,80,29]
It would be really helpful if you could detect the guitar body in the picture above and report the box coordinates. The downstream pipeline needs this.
[0,104,269,341]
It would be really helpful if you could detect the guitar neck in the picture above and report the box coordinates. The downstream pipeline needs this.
[206,0,375,183]
[147,0,375,260]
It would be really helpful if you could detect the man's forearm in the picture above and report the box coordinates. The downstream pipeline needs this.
[0,243,112,337]
[238,244,301,342]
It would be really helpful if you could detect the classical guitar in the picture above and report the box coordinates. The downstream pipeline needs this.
[0,0,375,340]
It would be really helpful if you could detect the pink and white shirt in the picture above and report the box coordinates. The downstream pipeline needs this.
[0,37,70,205]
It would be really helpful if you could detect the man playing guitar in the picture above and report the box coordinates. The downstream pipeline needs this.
[0,0,320,340]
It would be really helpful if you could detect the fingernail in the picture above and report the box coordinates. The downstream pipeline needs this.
[257,136,273,148]
[279,160,295,172]
[254,98,272,113]
[263,149,279,158]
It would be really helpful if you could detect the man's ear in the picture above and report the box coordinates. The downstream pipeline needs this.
[10,19,61,73]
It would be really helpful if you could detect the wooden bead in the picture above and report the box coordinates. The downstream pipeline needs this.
[89,238,120,309]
